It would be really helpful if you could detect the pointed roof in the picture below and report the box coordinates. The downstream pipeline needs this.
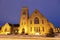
[3,23,10,26]
[29,9,46,19]
[1,23,11,28]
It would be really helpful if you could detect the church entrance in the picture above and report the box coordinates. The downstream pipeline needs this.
[21,28,25,34]
[34,27,40,35]
[35,32,40,35]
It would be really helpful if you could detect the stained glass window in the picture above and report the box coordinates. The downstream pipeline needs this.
[34,17,39,24]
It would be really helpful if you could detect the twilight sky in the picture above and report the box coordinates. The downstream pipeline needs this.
[0,0,60,27]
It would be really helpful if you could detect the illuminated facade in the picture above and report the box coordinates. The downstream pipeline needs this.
[0,23,11,34]
[55,28,60,33]
[0,7,60,35]
[18,7,55,35]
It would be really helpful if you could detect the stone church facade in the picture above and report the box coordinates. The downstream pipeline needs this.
[18,7,55,35]
[1,7,59,35]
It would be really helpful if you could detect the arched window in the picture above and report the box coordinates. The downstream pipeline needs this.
[30,20,32,24]
[34,27,40,32]
[34,17,39,24]
[30,27,32,31]
[42,27,44,32]
[5,29,7,32]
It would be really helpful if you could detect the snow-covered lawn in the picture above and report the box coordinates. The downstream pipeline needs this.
[0,34,60,40]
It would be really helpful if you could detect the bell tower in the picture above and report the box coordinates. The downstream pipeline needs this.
[19,7,29,34]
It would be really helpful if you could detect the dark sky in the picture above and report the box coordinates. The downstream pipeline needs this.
[0,0,60,27]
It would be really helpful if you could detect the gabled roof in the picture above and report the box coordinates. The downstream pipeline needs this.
[1,23,11,28]
[1,23,11,31]
[29,9,46,20]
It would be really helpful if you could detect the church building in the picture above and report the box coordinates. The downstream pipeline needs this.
[0,7,58,35]
[18,7,55,35]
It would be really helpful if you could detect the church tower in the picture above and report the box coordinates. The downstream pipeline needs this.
[18,7,29,34]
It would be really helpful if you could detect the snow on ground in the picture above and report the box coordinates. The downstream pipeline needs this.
[0,34,60,40]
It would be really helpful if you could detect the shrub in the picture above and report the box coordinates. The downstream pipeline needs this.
[46,28,55,37]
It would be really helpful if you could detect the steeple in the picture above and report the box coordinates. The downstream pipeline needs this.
[19,7,29,34]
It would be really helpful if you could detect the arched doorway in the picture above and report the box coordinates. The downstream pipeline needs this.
[21,28,25,34]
